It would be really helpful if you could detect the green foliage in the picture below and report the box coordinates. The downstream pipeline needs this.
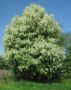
[0,56,5,69]
[0,56,9,69]
[59,32,71,48]
[63,46,71,79]
[4,4,64,80]
[59,32,71,79]
[64,33,71,48]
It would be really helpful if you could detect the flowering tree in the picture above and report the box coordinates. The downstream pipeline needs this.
[4,4,64,80]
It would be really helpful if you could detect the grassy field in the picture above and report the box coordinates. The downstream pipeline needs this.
[0,79,71,90]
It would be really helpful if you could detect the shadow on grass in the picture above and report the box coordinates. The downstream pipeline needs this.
[15,77,62,84]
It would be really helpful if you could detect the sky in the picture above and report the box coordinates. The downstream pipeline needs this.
[0,0,71,55]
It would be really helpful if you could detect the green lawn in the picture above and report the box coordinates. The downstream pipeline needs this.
[0,79,71,90]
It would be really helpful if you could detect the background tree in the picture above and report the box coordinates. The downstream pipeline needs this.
[4,4,65,80]
[59,32,71,48]
[63,46,71,79]
[61,32,71,79]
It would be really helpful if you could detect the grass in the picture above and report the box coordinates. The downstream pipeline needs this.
[0,79,71,90]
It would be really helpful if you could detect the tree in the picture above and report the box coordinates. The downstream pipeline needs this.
[58,32,71,79]
[4,4,65,80]
[63,46,71,79]
[61,32,71,79]
[64,32,71,48]
[59,32,71,48]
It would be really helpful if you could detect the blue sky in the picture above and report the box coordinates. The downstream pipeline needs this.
[0,0,71,55]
